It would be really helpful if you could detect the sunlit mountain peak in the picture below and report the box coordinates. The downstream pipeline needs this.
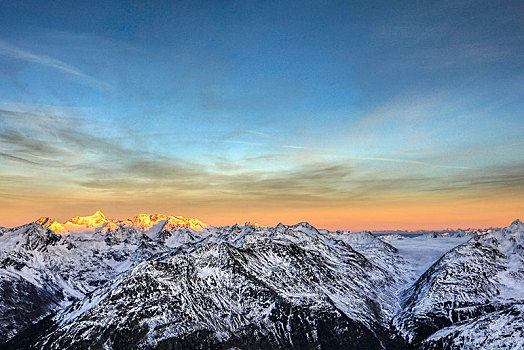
[31,212,210,234]
[115,213,208,232]
[65,210,110,228]
[35,217,68,234]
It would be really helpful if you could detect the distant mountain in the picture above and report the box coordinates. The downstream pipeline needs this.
[31,211,208,235]
[114,213,208,236]
[34,217,68,234]
[64,210,111,228]
[376,228,499,240]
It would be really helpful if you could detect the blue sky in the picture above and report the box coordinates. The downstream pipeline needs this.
[0,0,523,229]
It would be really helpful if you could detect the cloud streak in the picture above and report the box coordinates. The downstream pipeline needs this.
[0,40,112,90]
[0,147,64,163]
[344,156,477,170]
[282,145,312,150]
[244,130,270,137]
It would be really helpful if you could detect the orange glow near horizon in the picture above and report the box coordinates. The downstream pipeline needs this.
[2,195,522,231]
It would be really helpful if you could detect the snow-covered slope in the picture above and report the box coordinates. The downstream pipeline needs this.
[0,223,169,343]
[63,210,118,233]
[421,303,524,350]
[34,217,68,234]
[393,219,524,344]
[0,224,66,343]
[31,223,408,349]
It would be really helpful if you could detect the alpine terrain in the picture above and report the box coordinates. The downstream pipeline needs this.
[1,212,522,349]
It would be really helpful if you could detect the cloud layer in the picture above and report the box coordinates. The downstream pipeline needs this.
[1,104,522,229]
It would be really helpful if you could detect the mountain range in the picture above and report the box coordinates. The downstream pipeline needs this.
[1,212,522,349]
[33,211,208,236]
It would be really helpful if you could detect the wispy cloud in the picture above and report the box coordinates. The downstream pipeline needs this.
[0,151,40,165]
[0,40,112,90]
[0,147,64,163]
[344,156,477,170]
[0,104,482,174]
[244,130,270,137]
[223,140,264,146]
[282,145,312,150]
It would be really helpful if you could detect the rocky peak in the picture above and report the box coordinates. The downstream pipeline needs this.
[65,211,109,228]
[35,217,68,234]
[509,219,523,230]
[19,223,62,251]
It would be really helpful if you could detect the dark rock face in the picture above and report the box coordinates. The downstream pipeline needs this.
[2,314,57,350]
[21,224,62,252]
[153,307,386,350]
[27,306,390,350]
[0,278,61,343]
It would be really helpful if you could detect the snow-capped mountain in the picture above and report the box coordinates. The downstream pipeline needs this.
[115,213,208,232]
[35,211,208,235]
[393,219,524,345]
[0,222,169,343]
[64,210,112,230]
[34,218,68,235]
[1,216,523,349]
[0,224,66,343]
[21,223,408,349]
[376,227,498,241]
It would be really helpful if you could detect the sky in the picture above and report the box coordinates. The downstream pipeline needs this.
[0,0,523,230]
